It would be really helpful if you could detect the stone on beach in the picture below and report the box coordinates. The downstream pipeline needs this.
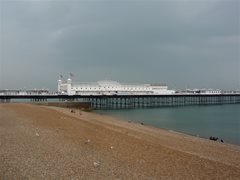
[85,139,91,144]
[93,161,100,167]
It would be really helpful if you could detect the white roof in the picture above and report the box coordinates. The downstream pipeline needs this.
[97,80,121,86]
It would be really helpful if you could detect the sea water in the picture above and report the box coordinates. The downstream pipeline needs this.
[96,104,240,145]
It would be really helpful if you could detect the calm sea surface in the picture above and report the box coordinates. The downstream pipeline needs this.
[96,104,240,145]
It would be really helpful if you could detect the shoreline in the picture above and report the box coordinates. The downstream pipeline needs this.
[93,111,231,146]
[93,104,240,146]
[5,102,240,146]
[1,103,240,179]
[48,105,240,165]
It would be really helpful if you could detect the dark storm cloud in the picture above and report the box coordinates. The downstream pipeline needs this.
[0,0,239,90]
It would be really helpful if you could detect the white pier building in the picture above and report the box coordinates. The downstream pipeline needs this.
[58,79,175,95]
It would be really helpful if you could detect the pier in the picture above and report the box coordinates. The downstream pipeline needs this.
[1,94,240,109]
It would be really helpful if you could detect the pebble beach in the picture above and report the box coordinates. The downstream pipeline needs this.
[0,103,240,179]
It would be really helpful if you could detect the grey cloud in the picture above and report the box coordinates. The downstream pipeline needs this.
[0,0,239,90]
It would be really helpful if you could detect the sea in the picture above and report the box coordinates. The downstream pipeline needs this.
[96,104,240,145]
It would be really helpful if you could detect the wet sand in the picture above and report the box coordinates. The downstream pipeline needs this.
[0,103,240,179]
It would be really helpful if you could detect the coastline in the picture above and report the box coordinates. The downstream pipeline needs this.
[50,105,240,160]
[1,103,240,179]
[94,104,240,146]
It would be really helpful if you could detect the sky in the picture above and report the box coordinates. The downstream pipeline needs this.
[0,0,239,91]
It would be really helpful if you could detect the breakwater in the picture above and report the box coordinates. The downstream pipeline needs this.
[33,102,91,110]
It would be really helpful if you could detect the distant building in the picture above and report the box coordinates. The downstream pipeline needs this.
[176,89,221,94]
[0,89,49,95]
[57,78,175,95]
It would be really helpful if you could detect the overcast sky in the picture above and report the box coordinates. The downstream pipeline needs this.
[0,0,239,91]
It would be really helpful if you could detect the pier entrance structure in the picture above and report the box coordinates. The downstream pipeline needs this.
[58,78,175,96]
